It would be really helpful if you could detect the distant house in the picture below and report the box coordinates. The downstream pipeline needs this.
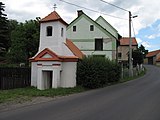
[145,50,160,65]
[30,11,83,90]
[67,10,121,60]
[118,37,138,64]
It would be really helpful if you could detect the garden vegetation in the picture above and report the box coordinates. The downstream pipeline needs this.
[77,56,121,89]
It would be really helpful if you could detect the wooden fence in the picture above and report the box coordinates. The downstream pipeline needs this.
[0,67,31,90]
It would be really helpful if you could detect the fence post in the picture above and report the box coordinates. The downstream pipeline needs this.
[121,62,124,79]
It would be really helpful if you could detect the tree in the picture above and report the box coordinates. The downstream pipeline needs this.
[132,50,143,66]
[0,2,9,57]
[7,19,40,64]
[138,44,148,58]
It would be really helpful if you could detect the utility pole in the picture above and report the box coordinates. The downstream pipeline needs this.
[99,0,137,77]
[129,11,133,77]
[129,11,137,77]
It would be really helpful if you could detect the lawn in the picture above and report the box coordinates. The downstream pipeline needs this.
[0,86,86,103]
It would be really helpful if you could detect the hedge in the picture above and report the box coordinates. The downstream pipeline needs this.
[77,56,121,89]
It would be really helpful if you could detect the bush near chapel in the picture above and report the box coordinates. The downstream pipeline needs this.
[77,56,121,89]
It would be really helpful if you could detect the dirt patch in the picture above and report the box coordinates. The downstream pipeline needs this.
[0,96,55,112]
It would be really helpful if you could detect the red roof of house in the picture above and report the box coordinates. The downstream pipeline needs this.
[65,39,85,59]
[146,50,160,58]
[120,37,138,46]
[40,11,68,25]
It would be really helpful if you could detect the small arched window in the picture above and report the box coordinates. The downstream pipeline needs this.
[46,26,52,36]
[61,28,64,37]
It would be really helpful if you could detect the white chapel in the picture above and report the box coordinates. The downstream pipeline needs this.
[30,10,84,90]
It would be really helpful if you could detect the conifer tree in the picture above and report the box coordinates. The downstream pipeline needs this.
[0,2,9,57]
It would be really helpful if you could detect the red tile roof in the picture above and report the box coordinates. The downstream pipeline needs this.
[146,50,160,58]
[65,39,85,59]
[120,37,138,46]
[30,48,78,62]
[40,11,68,25]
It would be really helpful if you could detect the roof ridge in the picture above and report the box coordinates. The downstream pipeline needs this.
[40,11,68,25]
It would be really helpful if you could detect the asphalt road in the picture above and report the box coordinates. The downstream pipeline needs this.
[0,65,160,120]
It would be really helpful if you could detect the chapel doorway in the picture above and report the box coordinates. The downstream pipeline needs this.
[42,71,53,89]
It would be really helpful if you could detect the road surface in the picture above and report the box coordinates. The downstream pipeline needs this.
[0,65,160,120]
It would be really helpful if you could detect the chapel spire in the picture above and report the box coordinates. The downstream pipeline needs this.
[53,4,57,11]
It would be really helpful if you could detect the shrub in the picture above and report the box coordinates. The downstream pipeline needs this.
[77,56,121,89]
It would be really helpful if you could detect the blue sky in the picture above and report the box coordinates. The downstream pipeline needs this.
[137,19,160,51]
[1,0,160,52]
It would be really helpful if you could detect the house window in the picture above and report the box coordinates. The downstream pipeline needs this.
[118,53,122,59]
[61,28,64,37]
[90,25,94,31]
[95,38,103,51]
[73,26,76,32]
[46,26,52,36]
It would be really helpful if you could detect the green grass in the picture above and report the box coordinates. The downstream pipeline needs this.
[0,86,86,103]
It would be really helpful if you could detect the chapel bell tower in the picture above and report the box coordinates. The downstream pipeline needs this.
[38,8,68,55]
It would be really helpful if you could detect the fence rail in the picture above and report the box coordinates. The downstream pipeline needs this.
[0,67,31,90]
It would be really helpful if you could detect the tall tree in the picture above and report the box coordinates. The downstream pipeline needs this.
[0,2,9,56]
[7,19,40,64]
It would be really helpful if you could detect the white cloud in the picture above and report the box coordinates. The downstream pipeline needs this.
[141,41,151,48]
[146,33,160,39]
[136,38,142,44]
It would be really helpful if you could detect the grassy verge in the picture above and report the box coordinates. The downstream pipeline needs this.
[0,86,86,103]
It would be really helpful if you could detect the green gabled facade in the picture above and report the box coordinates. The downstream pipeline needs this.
[67,10,121,60]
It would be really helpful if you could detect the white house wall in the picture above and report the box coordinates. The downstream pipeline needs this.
[67,17,110,39]
[84,51,112,59]
[61,62,77,88]
[96,17,118,39]
[73,41,113,51]
[67,15,117,60]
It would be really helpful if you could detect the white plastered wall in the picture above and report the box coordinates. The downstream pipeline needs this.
[31,62,38,87]
[31,61,77,90]
[61,62,77,88]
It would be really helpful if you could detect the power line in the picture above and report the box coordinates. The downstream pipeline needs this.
[100,0,129,12]
[59,0,128,20]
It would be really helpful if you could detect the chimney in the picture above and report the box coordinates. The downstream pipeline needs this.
[77,10,83,17]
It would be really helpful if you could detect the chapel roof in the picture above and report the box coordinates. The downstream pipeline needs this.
[40,11,68,25]
[30,48,79,62]
[65,39,85,59]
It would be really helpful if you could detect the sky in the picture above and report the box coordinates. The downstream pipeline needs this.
[1,0,160,52]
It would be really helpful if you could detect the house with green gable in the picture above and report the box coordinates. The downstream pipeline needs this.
[67,10,121,60]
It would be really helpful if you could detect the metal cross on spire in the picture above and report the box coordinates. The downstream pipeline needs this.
[53,4,57,11]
